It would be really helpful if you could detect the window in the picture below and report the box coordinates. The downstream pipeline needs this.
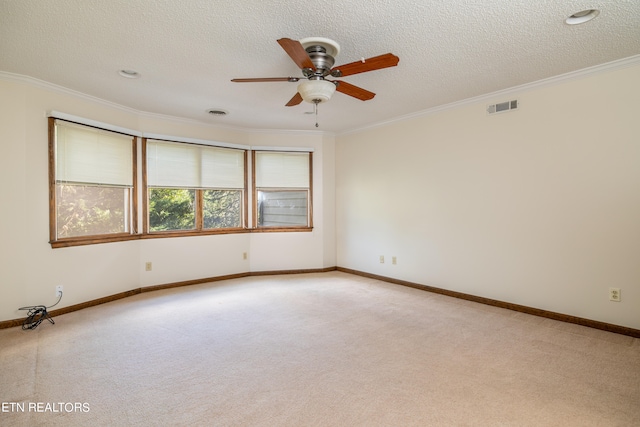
[253,151,312,229]
[49,118,136,246]
[48,114,313,247]
[145,139,246,233]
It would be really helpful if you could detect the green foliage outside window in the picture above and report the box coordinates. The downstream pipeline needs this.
[148,188,195,231]
[56,184,128,238]
[203,190,242,229]
[148,188,241,231]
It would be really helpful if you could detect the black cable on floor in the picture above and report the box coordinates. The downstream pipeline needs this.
[18,292,63,330]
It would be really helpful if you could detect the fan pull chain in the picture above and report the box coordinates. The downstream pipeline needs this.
[314,100,319,127]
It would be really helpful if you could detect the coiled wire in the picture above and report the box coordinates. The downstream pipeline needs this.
[18,292,62,330]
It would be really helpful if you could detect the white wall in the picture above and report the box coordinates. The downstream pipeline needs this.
[336,63,640,329]
[0,76,335,322]
[3,61,637,331]
[0,79,29,322]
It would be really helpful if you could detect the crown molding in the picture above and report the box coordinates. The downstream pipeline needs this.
[338,54,640,136]
[0,71,144,115]
[0,71,334,137]
[3,54,638,138]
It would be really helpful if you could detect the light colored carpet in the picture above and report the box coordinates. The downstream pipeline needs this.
[1,271,639,426]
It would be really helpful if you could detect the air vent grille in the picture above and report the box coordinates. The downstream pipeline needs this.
[207,109,228,116]
[487,99,518,115]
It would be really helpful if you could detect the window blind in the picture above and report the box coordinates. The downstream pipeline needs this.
[56,120,133,186]
[147,140,244,188]
[255,152,309,188]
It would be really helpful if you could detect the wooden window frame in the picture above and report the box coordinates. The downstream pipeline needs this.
[141,138,249,238]
[48,117,313,248]
[251,150,313,233]
[48,117,139,248]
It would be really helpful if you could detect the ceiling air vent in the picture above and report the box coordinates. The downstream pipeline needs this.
[487,99,518,115]
[207,109,228,116]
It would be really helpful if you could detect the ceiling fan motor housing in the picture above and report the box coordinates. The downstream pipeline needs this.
[303,45,335,78]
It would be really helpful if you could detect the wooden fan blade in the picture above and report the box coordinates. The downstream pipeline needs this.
[331,53,399,77]
[334,81,376,101]
[277,38,315,70]
[231,77,300,82]
[286,92,303,107]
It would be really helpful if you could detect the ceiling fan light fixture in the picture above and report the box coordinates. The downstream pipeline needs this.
[297,80,336,104]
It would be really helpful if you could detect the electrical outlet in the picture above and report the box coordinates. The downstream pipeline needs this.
[145,262,152,271]
[379,255,385,264]
[55,285,63,298]
[243,252,248,260]
[392,256,397,265]
[609,287,621,302]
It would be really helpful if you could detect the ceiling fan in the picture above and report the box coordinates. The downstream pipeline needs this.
[231,37,400,112]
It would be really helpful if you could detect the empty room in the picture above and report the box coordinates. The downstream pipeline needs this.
[1,1,639,425]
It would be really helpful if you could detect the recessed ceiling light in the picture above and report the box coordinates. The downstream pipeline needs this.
[118,69,140,79]
[565,9,600,25]
[207,109,228,116]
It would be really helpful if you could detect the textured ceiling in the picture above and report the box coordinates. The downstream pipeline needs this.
[1,0,639,133]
